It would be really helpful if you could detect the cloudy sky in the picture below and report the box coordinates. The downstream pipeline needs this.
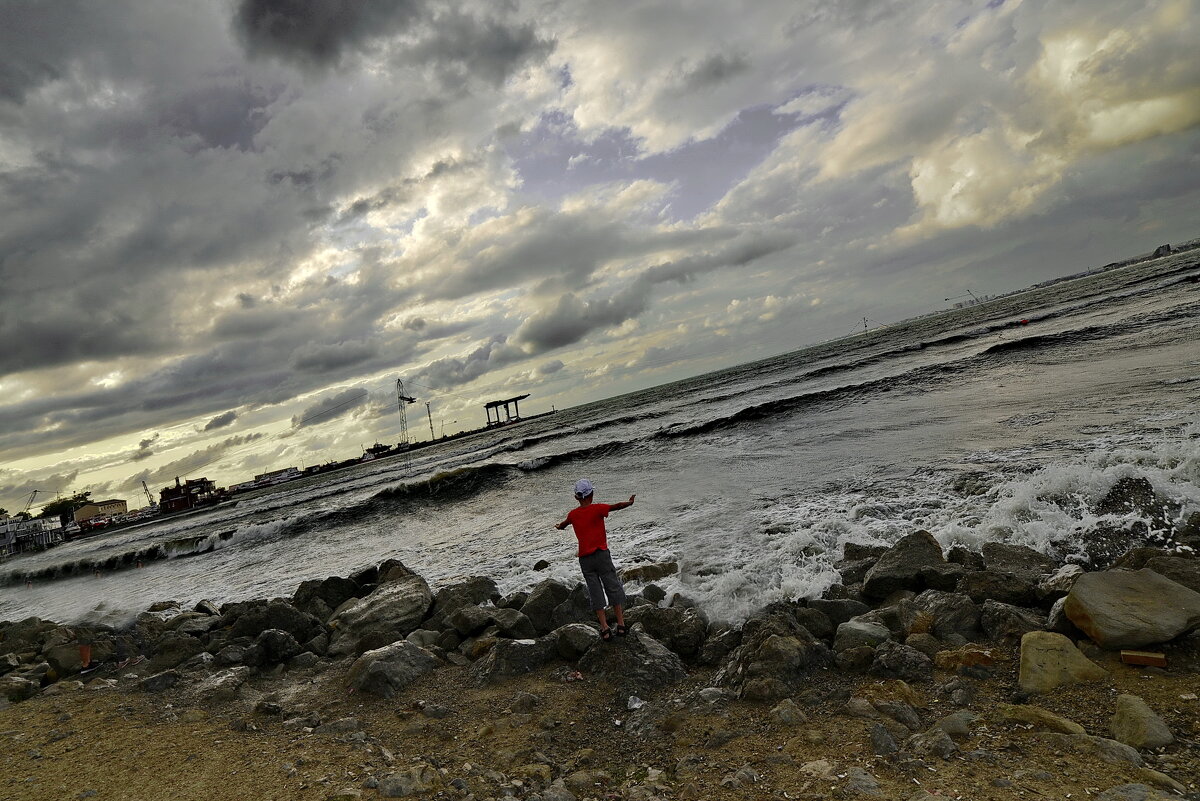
[2,0,1198,512]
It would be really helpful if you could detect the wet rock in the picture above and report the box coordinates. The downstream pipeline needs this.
[44,644,88,677]
[578,625,686,694]
[947,545,985,570]
[863,530,945,599]
[550,585,593,629]
[1064,569,1200,649]
[904,633,942,658]
[642,583,667,604]
[869,641,932,683]
[834,618,890,652]
[905,727,957,759]
[1144,556,1200,594]
[165,611,211,631]
[1111,694,1173,749]
[918,562,968,591]
[1096,477,1161,518]
[175,616,221,637]
[521,580,571,634]
[1110,547,1172,571]
[620,561,678,583]
[553,623,600,660]
[488,607,537,639]
[624,605,709,658]
[498,590,528,610]
[1019,631,1106,693]
[912,590,981,640]
[424,576,500,630]
[345,641,439,699]
[980,600,1046,641]
[982,542,1055,578]
[808,598,870,626]
[957,571,1038,607]
[533,559,551,571]
[470,637,558,685]
[836,558,876,586]
[0,653,19,675]
[213,643,250,667]
[328,575,433,657]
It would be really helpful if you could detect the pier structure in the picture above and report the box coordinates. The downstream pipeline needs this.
[484,394,530,427]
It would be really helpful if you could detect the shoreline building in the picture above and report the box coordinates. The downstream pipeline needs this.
[72,498,129,524]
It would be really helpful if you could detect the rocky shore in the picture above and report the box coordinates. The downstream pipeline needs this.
[2,477,1199,800]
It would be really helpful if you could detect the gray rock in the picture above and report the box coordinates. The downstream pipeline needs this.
[980,600,1046,641]
[194,667,251,702]
[869,641,932,682]
[379,764,439,798]
[292,575,360,621]
[138,670,181,692]
[287,652,319,670]
[981,542,1055,578]
[328,575,433,657]
[488,607,537,639]
[905,727,958,759]
[874,700,922,730]
[553,623,600,660]
[0,675,39,702]
[714,614,832,702]
[835,645,876,672]
[520,580,572,634]
[769,698,807,726]
[149,632,206,671]
[0,653,19,675]
[957,571,1038,606]
[470,637,558,685]
[1144,556,1200,594]
[226,599,321,643]
[1064,569,1200,649]
[213,644,249,667]
[345,641,439,699]
[43,643,87,677]
[642,583,667,604]
[498,590,528,609]
[1110,694,1173,749]
[912,590,981,640]
[620,561,678,583]
[836,557,876,586]
[1019,631,1107,694]
[808,598,870,626]
[449,604,492,636]
[698,628,742,666]
[533,559,551,571]
[834,619,890,652]
[1038,564,1085,599]
[405,629,440,648]
[624,605,709,657]
[843,767,883,797]
[175,616,221,637]
[918,562,968,591]
[863,530,945,599]
[425,576,500,629]
[870,723,898,755]
[255,629,303,663]
[947,546,985,570]
[934,710,977,740]
[1095,784,1174,801]
[578,624,686,695]
[905,633,942,658]
[550,585,593,629]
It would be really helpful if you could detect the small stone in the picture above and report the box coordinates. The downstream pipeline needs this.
[769,698,807,727]
[1111,694,1173,749]
[1018,631,1106,694]
[870,723,898,755]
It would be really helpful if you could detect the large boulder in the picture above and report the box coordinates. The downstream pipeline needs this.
[424,576,500,630]
[578,625,686,695]
[328,575,433,657]
[149,631,206,671]
[520,580,572,634]
[1144,556,1200,594]
[345,641,439,698]
[808,599,870,627]
[226,600,322,643]
[981,542,1054,579]
[1018,631,1106,694]
[550,585,594,629]
[553,624,601,660]
[487,607,537,640]
[956,571,1038,607]
[292,576,360,621]
[714,614,831,702]
[869,641,932,683]
[980,600,1046,641]
[623,605,709,658]
[862,530,945,599]
[469,637,558,685]
[255,629,303,664]
[1110,694,1173,750]
[834,619,890,653]
[1064,569,1200,649]
[912,591,981,640]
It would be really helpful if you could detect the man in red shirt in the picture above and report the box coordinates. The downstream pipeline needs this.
[555,478,636,640]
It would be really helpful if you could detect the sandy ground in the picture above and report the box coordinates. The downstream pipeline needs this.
[1,641,1198,801]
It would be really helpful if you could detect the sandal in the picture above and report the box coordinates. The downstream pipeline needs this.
[615,624,627,637]
[600,627,613,642]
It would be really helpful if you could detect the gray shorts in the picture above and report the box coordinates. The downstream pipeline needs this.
[578,549,626,611]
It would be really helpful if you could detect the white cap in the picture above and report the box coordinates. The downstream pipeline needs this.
[574,478,594,498]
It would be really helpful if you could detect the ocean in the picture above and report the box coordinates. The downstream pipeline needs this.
[3,252,1198,626]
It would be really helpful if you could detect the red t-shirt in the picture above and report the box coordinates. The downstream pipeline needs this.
[566,503,611,557]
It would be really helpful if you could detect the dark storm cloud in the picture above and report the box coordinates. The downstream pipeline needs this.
[291,339,379,373]
[402,11,555,88]
[679,52,751,92]
[130,434,160,462]
[291,387,370,428]
[203,411,239,431]
[415,336,524,389]
[538,359,565,375]
[233,0,423,68]
[516,290,648,353]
